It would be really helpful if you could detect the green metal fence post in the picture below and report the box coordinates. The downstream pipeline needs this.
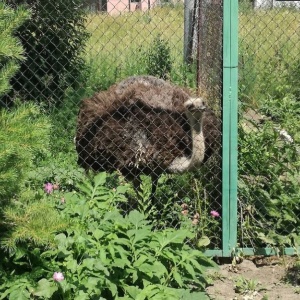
[229,0,239,256]
[222,0,238,257]
[203,0,238,258]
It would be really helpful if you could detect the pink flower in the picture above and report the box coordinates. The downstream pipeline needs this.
[53,272,64,282]
[210,210,220,218]
[44,183,54,194]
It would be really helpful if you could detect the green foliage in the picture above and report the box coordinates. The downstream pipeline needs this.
[234,276,261,295]
[0,103,51,203]
[239,9,300,249]
[84,6,190,87]
[239,10,299,107]
[0,2,30,99]
[0,173,216,299]
[128,173,221,249]
[287,58,300,102]
[239,42,258,105]
[239,93,300,248]
[2,199,69,250]
[6,0,89,106]
[27,159,85,192]
[144,34,173,80]
[239,42,295,106]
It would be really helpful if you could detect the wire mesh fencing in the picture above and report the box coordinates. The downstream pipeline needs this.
[77,0,224,250]
[1,0,224,251]
[4,0,299,257]
[238,1,300,252]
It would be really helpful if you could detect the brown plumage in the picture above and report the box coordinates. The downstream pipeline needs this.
[75,76,220,193]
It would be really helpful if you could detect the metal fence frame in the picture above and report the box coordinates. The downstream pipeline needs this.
[204,0,238,257]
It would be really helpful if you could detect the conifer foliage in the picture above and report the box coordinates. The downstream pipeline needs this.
[0,2,30,100]
[0,103,51,203]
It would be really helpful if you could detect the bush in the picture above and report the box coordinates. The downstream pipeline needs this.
[238,94,300,249]
[145,34,173,80]
[0,2,30,103]
[0,103,51,204]
[5,0,89,106]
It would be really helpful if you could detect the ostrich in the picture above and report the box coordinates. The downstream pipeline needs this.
[75,75,220,197]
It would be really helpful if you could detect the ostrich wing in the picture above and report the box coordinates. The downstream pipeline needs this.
[76,82,193,177]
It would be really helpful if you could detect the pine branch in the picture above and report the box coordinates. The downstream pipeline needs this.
[0,2,30,97]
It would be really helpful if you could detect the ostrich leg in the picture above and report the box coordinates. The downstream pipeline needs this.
[150,173,160,201]
[132,176,142,194]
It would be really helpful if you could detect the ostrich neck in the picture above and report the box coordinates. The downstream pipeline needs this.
[167,113,205,173]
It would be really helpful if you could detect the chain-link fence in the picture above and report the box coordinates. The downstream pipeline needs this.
[76,0,224,250]
[238,0,300,254]
[1,0,224,253]
[1,0,300,258]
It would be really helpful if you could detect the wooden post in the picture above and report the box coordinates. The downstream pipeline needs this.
[184,0,195,63]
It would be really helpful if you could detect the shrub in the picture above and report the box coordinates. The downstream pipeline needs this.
[0,103,51,204]
[145,34,173,80]
[2,199,69,250]
[0,2,30,103]
[5,0,89,106]
[238,94,300,249]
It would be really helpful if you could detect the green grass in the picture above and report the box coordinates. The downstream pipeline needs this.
[82,6,300,105]
[239,8,300,105]
[240,9,299,59]
[83,6,189,87]
[85,7,184,60]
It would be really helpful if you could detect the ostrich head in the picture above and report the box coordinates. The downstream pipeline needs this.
[184,97,206,132]
[167,97,207,173]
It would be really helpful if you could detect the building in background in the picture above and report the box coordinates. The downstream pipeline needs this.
[85,0,158,15]
[254,0,300,9]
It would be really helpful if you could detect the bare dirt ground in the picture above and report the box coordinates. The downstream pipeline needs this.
[206,256,300,300]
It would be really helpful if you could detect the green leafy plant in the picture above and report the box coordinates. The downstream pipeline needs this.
[234,276,261,295]
[238,93,300,248]
[128,174,221,250]
[0,172,216,299]
[26,159,85,192]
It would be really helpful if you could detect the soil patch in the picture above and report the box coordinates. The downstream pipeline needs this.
[206,256,300,300]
